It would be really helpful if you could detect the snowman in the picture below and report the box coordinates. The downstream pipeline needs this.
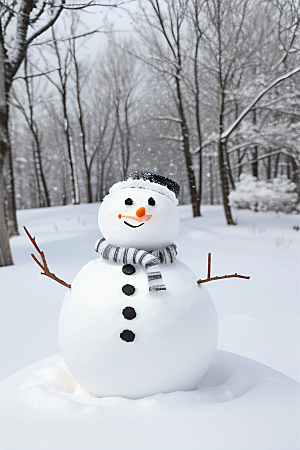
[57,171,219,399]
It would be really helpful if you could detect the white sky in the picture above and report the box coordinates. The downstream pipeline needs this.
[58,1,138,57]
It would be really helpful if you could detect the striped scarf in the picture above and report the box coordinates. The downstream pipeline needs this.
[95,238,177,292]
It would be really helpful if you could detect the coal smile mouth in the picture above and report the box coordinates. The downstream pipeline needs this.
[124,221,145,228]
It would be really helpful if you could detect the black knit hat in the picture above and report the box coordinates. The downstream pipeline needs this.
[126,171,180,199]
[109,171,180,204]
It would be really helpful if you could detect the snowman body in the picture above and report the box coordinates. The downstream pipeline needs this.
[58,173,219,399]
[59,258,218,399]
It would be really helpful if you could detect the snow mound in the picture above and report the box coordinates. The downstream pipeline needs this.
[0,350,299,450]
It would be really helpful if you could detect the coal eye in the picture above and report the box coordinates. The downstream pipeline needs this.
[148,197,155,206]
[125,198,133,205]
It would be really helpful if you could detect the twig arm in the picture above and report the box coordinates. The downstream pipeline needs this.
[31,253,44,270]
[41,272,71,289]
[198,273,250,284]
[207,253,211,279]
[197,253,250,285]
[24,226,71,289]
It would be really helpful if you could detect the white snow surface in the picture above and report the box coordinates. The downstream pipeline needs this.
[0,203,300,449]
[0,351,299,450]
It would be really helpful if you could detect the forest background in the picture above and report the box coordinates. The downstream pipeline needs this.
[1,0,299,267]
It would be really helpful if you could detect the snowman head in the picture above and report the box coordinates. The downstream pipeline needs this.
[98,171,180,251]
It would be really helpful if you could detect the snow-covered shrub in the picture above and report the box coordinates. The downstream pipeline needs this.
[229,175,298,213]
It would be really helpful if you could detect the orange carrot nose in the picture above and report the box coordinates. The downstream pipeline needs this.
[136,207,146,218]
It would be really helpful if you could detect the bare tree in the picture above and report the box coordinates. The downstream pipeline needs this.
[134,0,201,217]
[186,0,206,213]
[11,51,50,207]
[0,1,64,266]
[69,29,127,202]
[104,39,141,179]
[0,0,133,266]
[200,0,260,224]
[69,21,92,203]
[47,24,80,204]
[70,38,122,202]
[97,121,118,200]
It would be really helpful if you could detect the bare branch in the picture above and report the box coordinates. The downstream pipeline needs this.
[198,273,251,284]
[30,27,121,46]
[23,227,71,289]
[158,135,183,142]
[227,141,258,154]
[197,253,250,285]
[221,66,300,141]
[30,1,47,25]
[26,4,64,47]
[13,67,59,80]
[153,116,182,122]
[28,60,62,91]
[2,0,17,32]
[53,1,136,9]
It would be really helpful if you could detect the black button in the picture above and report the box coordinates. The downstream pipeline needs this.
[120,330,135,342]
[122,284,135,296]
[122,306,136,320]
[122,264,136,275]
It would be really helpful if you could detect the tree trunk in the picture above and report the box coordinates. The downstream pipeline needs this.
[0,31,13,264]
[235,103,243,181]
[32,141,43,207]
[0,157,13,266]
[36,141,50,207]
[214,0,234,225]
[5,138,19,236]
[24,54,50,208]
[78,104,92,202]
[252,146,258,178]
[116,102,128,180]
[194,36,202,215]
[237,148,243,180]
[0,2,64,266]
[181,118,200,217]
[1,31,17,262]
[98,121,118,201]
[252,109,258,178]
[124,99,130,177]
[290,156,298,184]
[273,153,280,178]
[266,155,271,180]
[99,161,105,202]
[289,155,300,200]
[176,77,200,217]
[209,154,214,205]
[62,165,67,205]
[73,52,92,203]
[62,96,79,204]
[225,141,235,190]
[286,154,291,179]
[198,150,202,211]
[219,94,235,225]
[219,140,235,224]
[82,136,92,203]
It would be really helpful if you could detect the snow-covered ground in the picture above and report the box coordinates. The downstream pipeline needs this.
[0,203,299,450]
[1,203,299,382]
